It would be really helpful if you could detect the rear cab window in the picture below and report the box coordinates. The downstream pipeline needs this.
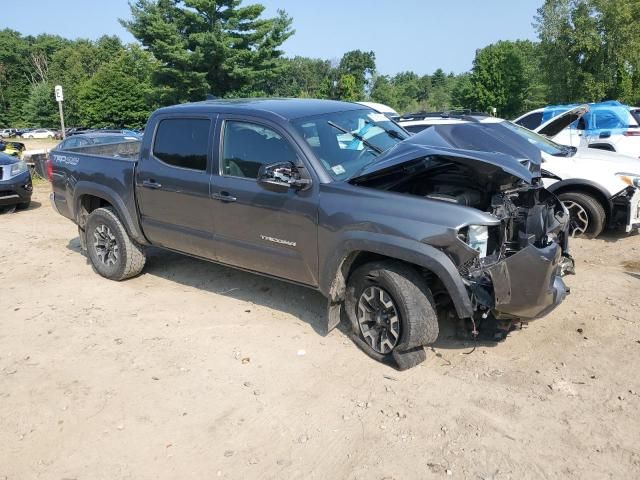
[153,118,211,171]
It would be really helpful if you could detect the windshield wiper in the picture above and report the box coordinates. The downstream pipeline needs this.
[327,121,384,154]
[363,119,406,141]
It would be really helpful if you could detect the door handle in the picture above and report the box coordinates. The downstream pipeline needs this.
[211,191,237,202]
[142,179,162,189]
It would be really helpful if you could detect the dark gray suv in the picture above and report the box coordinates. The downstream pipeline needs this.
[48,99,574,369]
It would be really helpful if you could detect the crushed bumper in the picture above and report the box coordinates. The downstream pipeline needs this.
[611,186,640,232]
[487,243,570,319]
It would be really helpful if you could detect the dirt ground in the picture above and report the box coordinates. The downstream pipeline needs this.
[2,184,640,480]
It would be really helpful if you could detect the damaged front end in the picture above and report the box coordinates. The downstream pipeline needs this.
[352,142,575,340]
[458,181,574,325]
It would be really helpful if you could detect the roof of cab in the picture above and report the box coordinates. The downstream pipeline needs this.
[153,98,367,121]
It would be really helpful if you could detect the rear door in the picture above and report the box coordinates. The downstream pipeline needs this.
[209,116,319,286]
[135,115,217,259]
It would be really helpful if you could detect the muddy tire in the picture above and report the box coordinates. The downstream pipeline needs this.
[85,207,146,281]
[345,260,438,369]
[557,192,606,238]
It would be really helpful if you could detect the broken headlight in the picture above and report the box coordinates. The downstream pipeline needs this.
[616,173,640,188]
[459,225,490,258]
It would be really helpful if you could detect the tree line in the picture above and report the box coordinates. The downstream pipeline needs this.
[1,0,639,129]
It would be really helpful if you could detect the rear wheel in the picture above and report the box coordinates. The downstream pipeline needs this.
[557,192,606,238]
[85,207,146,280]
[345,260,438,369]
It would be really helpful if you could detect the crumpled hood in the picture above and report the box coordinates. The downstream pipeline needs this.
[353,123,541,184]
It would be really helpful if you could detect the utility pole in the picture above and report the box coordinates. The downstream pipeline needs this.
[55,85,66,139]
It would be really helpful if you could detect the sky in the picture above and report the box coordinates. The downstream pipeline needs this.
[2,0,542,75]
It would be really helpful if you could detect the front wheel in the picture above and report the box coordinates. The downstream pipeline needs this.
[345,260,439,369]
[84,207,146,280]
[557,192,606,238]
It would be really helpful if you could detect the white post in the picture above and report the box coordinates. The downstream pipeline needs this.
[55,85,65,139]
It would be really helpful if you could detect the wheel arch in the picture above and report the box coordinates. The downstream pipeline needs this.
[546,179,612,220]
[321,234,474,333]
[73,182,148,244]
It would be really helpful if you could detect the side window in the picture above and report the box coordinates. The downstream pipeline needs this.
[62,138,77,149]
[516,112,543,130]
[593,110,625,130]
[153,118,210,171]
[222,121,297,179]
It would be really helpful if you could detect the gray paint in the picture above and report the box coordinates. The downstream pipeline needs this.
[50,98,572,334]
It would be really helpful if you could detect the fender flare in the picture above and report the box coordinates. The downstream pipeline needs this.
[545,178,613,217]
[73,181,148,244]
[320,232,474,333]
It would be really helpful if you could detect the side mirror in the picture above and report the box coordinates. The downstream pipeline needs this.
[257,162,312,193]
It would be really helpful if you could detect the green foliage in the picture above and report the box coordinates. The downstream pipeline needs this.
[4,0,640,128]
[535,0,640,104]
[455,41,536,118]
[0,29,35,126]
[21,82,58,127]
[338,50,376,97]
[265,56,333,98]
[337,74,359,102]
[78,46,158,128]
[121,0,294,102]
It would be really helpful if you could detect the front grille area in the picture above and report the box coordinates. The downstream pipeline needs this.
[0,189,17,198]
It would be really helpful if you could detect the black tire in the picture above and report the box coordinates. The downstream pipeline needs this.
[17,200,31,210]
[345,260,438,367]
[557,192,606,238]
[85,207,146,280]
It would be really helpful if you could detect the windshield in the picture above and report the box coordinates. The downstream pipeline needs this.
[291,109,409,180]
[500,121,572,156]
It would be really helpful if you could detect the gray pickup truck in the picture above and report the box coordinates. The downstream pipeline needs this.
[49,99,574,369]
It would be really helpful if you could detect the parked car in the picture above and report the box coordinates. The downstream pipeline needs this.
[0,151,32,212]
[65,127,92,137]
[0,128,17,138]
[49,99,573,369]
[397,109,640,238]
[356,101,399,119]
[514,101,640,158]
[56,132,141,150]
[22,128,56,139]
[0,140,25,158]
[15,128,33,138]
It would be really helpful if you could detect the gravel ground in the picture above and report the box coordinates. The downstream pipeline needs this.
[1,184,640,479]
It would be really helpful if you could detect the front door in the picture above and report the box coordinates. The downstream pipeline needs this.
[135,115,217,259]
[210,118,319,286]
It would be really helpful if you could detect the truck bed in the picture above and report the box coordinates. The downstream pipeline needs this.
[63,139,141,160]
[49,140,144,243]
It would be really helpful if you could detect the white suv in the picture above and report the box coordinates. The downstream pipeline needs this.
[514,101,640,158]
[396,111,640,238]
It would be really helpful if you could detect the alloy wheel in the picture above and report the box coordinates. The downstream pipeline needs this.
[356,286,401,354]
[563,200,589,237]
[93,224,119,266]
